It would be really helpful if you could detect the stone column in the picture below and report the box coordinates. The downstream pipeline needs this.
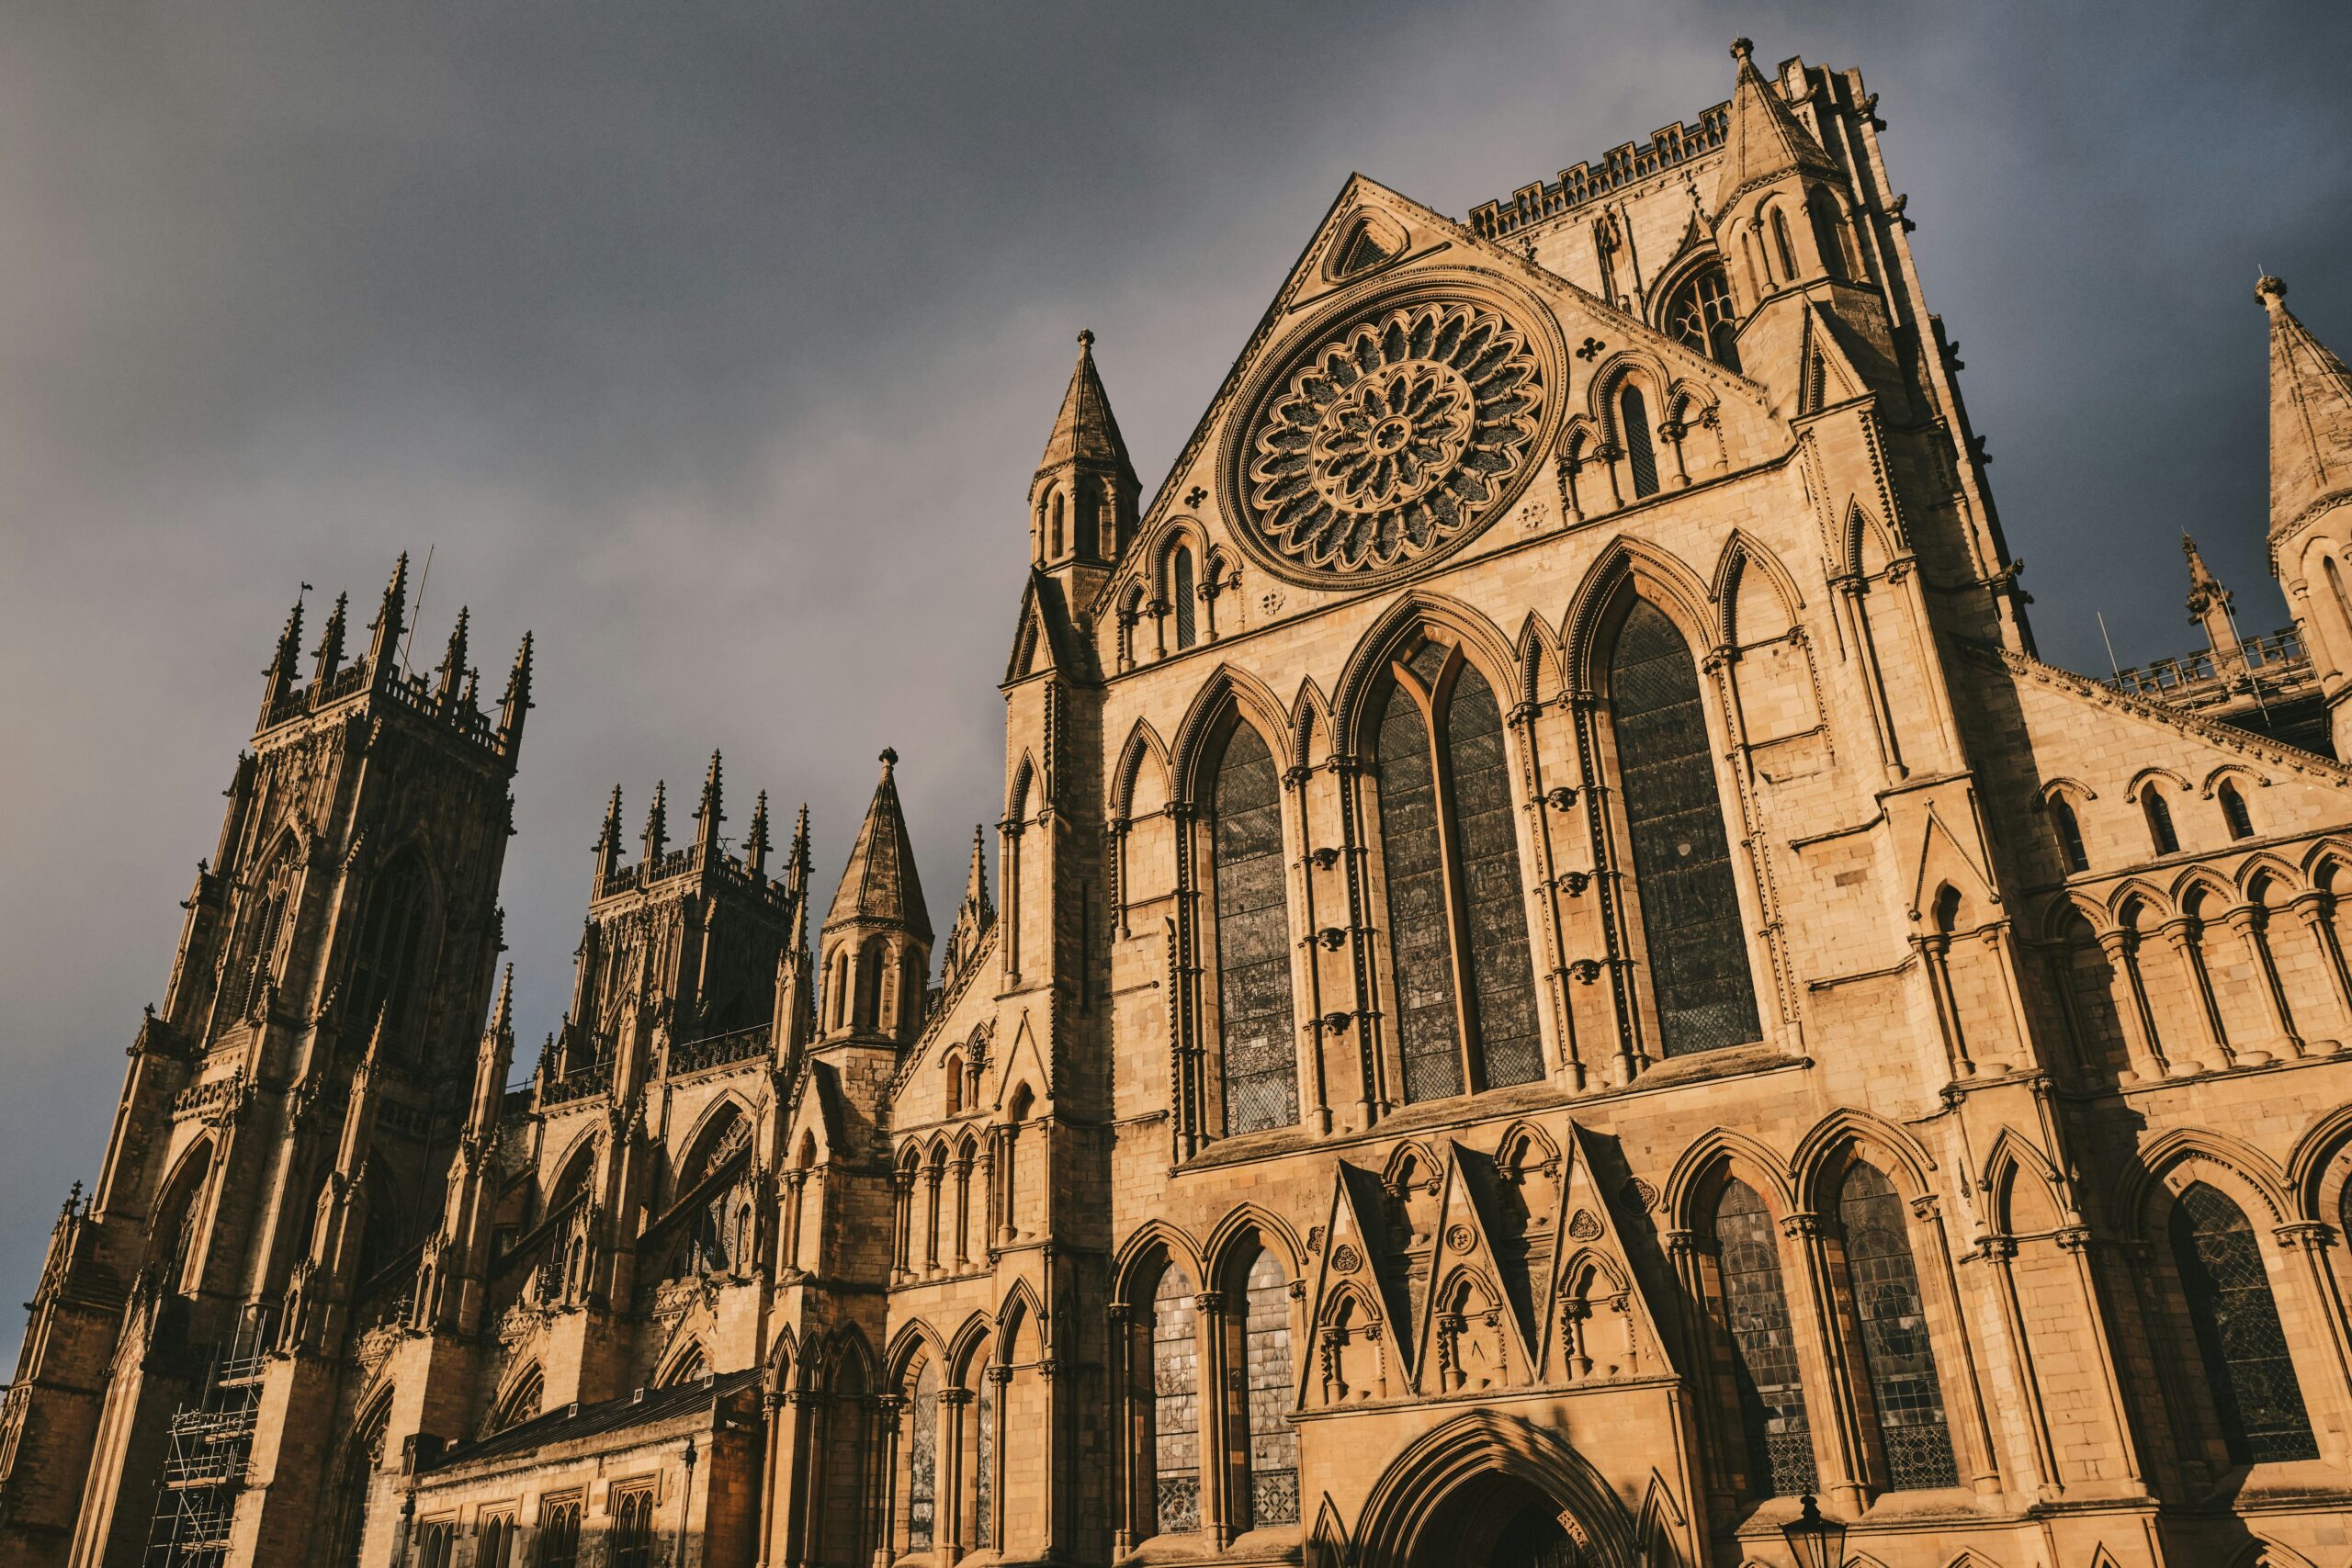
[1978,1237,2060,1496]
[1107,1305,1136,1556]
[1662,1230,1737,1513]
[2289,892,2352,1049]
[938,1386,971,1562]
[2277,1222,2352,1466]
[2224,905,2296,1060]
[2159,919,2234,1071]
[1914,1193,2001,1496]
[2096,928,2171,1082]
[1194,1292,1231,1545]
[2055,1226,2146,1488]
[1781,1212,1869,1511]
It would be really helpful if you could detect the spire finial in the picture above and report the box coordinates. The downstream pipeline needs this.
[746,789,773,875]
[696,749,726,852]
[490,964,514,1038]
[498,631,534,753]
[367,551,410,671]
[1730,35,1754,62]
[879,746,899,774]
[313,592,349,682]
[643,780,669,865]
[1078,327,1095,352]
[2258,274,2289,313]
[435,606,471,702]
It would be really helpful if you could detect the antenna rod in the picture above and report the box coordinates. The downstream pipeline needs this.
[2097,611,2121,681]
[400,543,435,676]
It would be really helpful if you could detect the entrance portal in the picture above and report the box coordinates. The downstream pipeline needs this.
[1423,1472,1578,1568]
[1350,1412,1640,1568]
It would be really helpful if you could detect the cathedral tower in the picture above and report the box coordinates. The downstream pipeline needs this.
[2258,276,2352,755]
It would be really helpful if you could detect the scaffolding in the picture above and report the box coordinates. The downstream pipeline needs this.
[143,1310,271,1568]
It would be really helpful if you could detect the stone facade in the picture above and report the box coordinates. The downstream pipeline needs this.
[8,35,2352,1568]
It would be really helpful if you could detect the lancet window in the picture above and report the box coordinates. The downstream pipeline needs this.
[2144,787,2180,856]
[1151,1268,1202,1534]
[345,852,434,1058]
[1213,725,1299,1135]
[537,1497,582,1568]
[2171,1182,2318,1463]
[610,1485,656,1568]
[2219,781,2256,840]
[2048,795,2089,874]
[1838,1165,1958,1490]
[1619,384,1659,499]
[1372,639,1543,1103]
[1664,265,1741,371]
[1606,601,1761,1055]
[973,1351,997,1548]
[1713,1180,1816,1497]
[1238,1248,1300,1529]
[907,1358,940,1551]
[1172,547,1198,650]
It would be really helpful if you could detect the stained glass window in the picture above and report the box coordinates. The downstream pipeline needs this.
[1608,602,1761,1055]
[1173,549,1198,650]
[1241,1249,1299,1528]
[907,1359,938,1551]
[536,1497,582,1568]
[1216,727,1299,1135]
[1838,1165,1958,1490]
[2219,783,2255,841]
[2143,788,2179,856]
[2171,1182,2318,1463]
[345,853,433,1059]
[1152,1269,1201,1534]
[2050,795,2089,874]
[1714,1181,1816,1496]
[1376,683,1462,1103]
[974,1360,995,1548]
[1449,667,1543,1089]
[1666,265,1741,371]
[610,1488,656,1568]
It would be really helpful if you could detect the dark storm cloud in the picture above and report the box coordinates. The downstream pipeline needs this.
[5,0,2349,1341]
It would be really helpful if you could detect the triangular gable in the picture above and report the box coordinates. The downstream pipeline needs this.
[1906,801,1998,922]
[993,1010,1051,1110]
[1002,570,1082,685]
[1544,1123,1676,1384]
[1794,299,1868,416]
[1409,1144,1537,1393]
[1300,1160,1418,1405]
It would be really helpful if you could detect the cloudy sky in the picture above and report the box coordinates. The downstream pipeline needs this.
[3,0,2348,1343]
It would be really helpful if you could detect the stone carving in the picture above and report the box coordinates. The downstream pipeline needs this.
[1329,1243,1362,1274]
[1444,1224,1476,1253]
[1237,299,1547,582]
[1566,1208,1602,1241]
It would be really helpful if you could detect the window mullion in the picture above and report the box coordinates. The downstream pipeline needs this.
[1425,686,1485,1093]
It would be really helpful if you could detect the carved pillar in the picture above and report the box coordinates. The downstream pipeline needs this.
[2277,1223,2352,1464]
[2055,1225,2146,1488]
[2159,919,2234,1071]
[2096,928,2171,1082]
[2290,892,2352,1049]
[757,1392,783,1568]
[1194,1292,1231,1545]
[1979,1237,2060,1496]
[985,1364,1012,1553]
[952,1156,974,1267]
[1832,576,1905,784]
[1663,1229,1737,1512]
[922,1162,944,1276]
[1658,417,1692,489]
[1107,1306,1136,1556]
[938,1386,972,1562]
[2226,904,2302,1058]
[870,1394,903,1568]
[891,1169,914,1281]
[1781,1212,1869,1511]
[1915,1193,2001,1496]
[1916,931,1974,1079]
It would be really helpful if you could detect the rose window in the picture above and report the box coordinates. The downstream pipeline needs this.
[1238,299,1546,580]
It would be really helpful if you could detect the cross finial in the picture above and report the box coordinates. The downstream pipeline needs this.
[879,746,899,773]
[1077,328,1095,351]
[1730,36,1753,62]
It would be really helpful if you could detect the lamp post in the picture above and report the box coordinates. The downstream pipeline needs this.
[1781,1494,1848,1568]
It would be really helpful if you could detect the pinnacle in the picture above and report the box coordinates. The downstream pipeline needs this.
[1712,35,1838,220]
[2259,275,2352,536]
[825,748,933,942]
[1038,328,1136,479]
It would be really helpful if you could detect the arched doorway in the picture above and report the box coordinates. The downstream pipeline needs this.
[1351,1412,1642,1568]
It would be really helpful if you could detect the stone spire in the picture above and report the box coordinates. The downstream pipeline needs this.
[826,749,933,942]
[941,824,995,985]
[497,631,533,754]
[2183,534,2242,663]
[259,592,305,726]
[2258,276,2352,539]
[366,552,408,671]
[1040,329,1136,476]
[435,606,470,704]
[787,802,812,905]
[1713,37,1838,220]
[594,784,625,885]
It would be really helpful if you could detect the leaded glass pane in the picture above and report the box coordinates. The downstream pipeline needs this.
[974,1362,995,1548]
[907,1360,938,1551]
[1216,727,1300,1134]
[1715,1181,1816,1496]
[1446,666,1543,1089]
[1621,385,1659,498]
[1152,1269,1201,1534]
[1838,1165,1958,1490]
[1241,1250,1299,1528]
[1609,602,1761,1056]
[1174,550,1197,649]
[2172,1182,2318,1464]
[1376,691,1462,1102]
[1666,265,1741,372]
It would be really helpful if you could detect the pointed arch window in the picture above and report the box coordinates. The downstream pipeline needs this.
[1619,384,1659,499]
[2218,781,2256,840]
[610,1485,656,1568]
[2049,795,2090,874]
[1373,640,1543,1103]
[1214,725,1299,1135]
[2143,786,2180,856]
[1770,207,1799,281]
[1713,1180,1816,1497]
[1238,1247,1299,1528]
[972,1350,997,1549]
[1838,1165,1959,1490]
[1665,265,1741,371]
[1151,1267,1202,1534]
[1807,190,1849,282]
[2172,1181,2318,1463]
[907,1358,940,1551]
[1049,491,1066,559]
[1607,602,1761,1055]
[537,1499,582,1568]
[1172,547,1198,650]
[345,852,434,1059]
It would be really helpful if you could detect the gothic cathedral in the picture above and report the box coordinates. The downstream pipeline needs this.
[10,38,2352,1568]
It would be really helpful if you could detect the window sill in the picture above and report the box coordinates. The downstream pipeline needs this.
[1115,1527,1302,1566]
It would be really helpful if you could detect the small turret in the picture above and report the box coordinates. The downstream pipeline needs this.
[2183,534,2243,667]
[312,592,348,683]
[497,632,533,755]
[695,750,726,856]
[788,802,811,902]
[465,964,517,1142]
[641,781,669,866]
[819,750,933,1043]
[2257,277,2352,757]
[366,552,409,675]
[941,824,995,986]
[745,790,773,877]
[1030,330,1141,577]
